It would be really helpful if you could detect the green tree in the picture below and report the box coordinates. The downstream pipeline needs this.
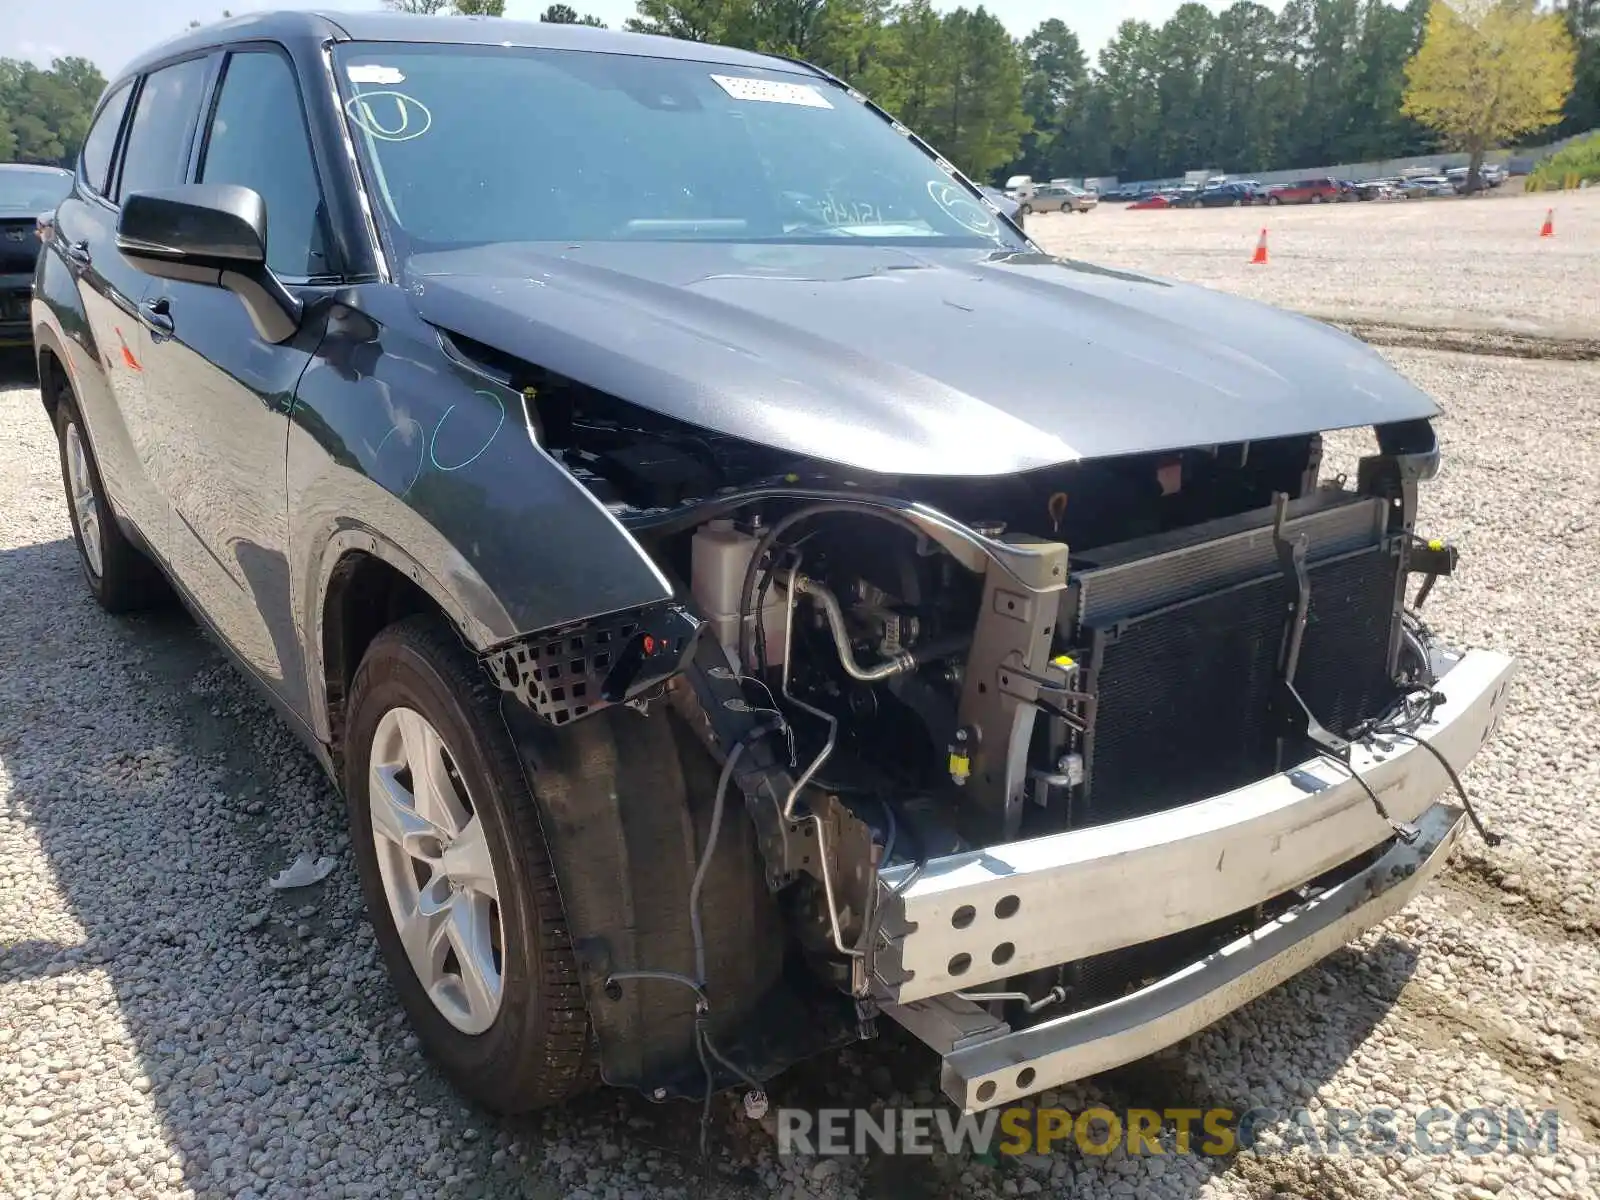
[1559,0,1600,133]
[541,3,605,22]
[1404,0,1577,186]
[927,8,1029,178]
[456,0,507,14]
[381,0,453,13]
[1016,19,1087,177]
[627,0,750,42]
[0,57,107,166]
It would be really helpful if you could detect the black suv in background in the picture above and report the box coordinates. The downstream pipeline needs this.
[1,163,73,348]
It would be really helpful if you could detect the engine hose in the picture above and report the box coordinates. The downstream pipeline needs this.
[735,501,939,675]
[794,574,969,683]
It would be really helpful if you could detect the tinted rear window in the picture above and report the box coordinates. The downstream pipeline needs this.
[118,57,210,201]
[80,81,133,197]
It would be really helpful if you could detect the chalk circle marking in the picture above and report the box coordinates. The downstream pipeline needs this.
[345,91,432,142]
[374,416,426,496]
[430,391,507,472]
[926,179,999,237]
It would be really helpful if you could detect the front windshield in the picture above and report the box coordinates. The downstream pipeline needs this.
[333,43,1021,250]
[0,169,71,212]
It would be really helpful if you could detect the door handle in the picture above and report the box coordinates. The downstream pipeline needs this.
[63,239,91,268]
[138,296,174,336]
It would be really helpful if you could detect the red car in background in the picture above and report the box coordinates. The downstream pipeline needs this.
[1128,192,1177,210]
[1265,177,1344,205]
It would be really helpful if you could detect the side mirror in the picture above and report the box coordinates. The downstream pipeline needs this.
[116,184,302,344]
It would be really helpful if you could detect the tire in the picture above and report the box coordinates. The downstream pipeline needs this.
[344,615,593,1113]
[1311,193,1324,204]
[1019,204,1032,216]
[1268,195,1281,206]
[1232,198,1242,207]
[52,393,167,613]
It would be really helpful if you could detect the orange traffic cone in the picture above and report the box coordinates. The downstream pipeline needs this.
[1251,228,1269,265]
[1540,208,1554,238]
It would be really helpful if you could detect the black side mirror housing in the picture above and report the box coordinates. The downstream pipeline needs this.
[116,184,302,344]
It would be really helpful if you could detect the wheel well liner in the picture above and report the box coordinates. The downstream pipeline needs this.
[320,550,441,762]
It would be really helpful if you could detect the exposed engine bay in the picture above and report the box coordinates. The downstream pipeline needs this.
[481,368,1488,1105]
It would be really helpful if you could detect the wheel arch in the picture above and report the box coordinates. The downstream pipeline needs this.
[33,322,73,422]
[310,526,506,766]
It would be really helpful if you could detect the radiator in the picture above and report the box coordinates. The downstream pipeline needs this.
[1063,492,1403,827]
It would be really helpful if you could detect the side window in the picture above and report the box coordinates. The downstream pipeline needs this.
[80,81,134,196]
[199,51,328,279]
[117,57,210,202]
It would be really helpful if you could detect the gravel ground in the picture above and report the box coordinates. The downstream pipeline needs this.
[3,194,1599,1200]
[1027,187,1600,340]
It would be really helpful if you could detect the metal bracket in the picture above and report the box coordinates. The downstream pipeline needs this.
[955,537,1071,841]
[1408,536,1458,610]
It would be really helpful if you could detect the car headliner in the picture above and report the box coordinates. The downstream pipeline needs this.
[120,10,815,82]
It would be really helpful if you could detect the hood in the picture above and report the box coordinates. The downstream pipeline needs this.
[405,241,1438,477]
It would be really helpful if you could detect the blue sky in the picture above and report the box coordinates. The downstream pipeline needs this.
[13,1,1293,77]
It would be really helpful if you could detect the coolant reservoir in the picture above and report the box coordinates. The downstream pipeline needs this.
[691,520,787,668]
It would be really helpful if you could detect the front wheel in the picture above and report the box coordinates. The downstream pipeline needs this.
[344,616,593,1113]
[1267,195,1281,206]
[1019,204,1032,216]
[1232,198,1243,207]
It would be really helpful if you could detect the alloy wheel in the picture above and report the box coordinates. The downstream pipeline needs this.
[64,421,103,578]
[368,705,505,1034]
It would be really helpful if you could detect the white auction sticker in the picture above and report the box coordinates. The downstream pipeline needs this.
[347,64,406,85]
[711,74,833,109]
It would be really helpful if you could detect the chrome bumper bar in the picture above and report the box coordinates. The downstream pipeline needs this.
[873,648,1515,1004]
[887,801,1468,1111]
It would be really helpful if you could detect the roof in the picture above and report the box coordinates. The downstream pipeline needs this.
[0,163,72,176]
[119,9,809,82]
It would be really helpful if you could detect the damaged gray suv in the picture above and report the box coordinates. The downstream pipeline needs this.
[33,11,1514,1122]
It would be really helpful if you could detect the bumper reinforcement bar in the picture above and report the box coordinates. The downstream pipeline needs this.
[887,801,1467,1111]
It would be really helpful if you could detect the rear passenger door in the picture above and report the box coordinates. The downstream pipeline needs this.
[134,45,333,707]
[47,77,159,540]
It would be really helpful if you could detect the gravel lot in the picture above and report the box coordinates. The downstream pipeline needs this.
[4,189,1600,1200]
[1028,187,1600,342]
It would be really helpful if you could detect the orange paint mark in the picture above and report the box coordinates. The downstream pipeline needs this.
[115,326,141,372]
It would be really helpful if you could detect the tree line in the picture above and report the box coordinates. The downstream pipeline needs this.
[4,1,1594,187]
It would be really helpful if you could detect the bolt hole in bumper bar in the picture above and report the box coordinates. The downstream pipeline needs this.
[880,647,1515,1111]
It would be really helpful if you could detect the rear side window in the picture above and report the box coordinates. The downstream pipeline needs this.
[117,57,210,201]
[80,81,133,196]
[199,51,329,279]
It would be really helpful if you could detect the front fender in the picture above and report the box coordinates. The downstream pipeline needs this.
[288,290,674,740]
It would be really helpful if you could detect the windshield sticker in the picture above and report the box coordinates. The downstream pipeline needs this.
[346,64,406,85]
[344,92,432,142]
[926,180,999,237]
[711,75,833,109]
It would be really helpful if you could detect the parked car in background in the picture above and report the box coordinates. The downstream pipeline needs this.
[1128,191,1179,209]
[1188,182,1262,207]
[1349,179,1396,201]
[1018,183,1097,215]
[1,163,75,348]
[1407,176,1456,198]
[1446,166,1502,195]
[1265,177,1343,205]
